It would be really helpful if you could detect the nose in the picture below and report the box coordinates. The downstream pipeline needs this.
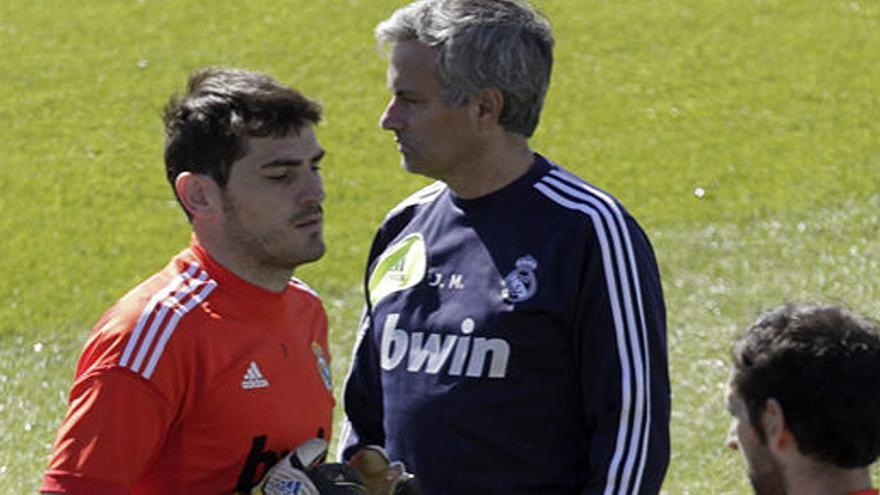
[300,169,325,206]
[726,423,739,451]
[380,97,402,131]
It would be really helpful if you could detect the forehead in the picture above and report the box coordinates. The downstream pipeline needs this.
[239,126,321,165]
[387,40,442,89]
[725,375,746,410]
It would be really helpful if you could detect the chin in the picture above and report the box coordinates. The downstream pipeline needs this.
[310,243,327,262]
[400,154,423,173]
[273,241,325,272]
[402,160,438,180]
[298,242,327,266]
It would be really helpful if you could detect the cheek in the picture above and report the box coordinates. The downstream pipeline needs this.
[425,103,471,131]
[736,422,761,457]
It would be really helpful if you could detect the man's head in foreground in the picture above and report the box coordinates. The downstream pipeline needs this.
[726,303,880,495]
[163,68,326,284]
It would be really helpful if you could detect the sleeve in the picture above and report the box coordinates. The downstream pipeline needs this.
[337,224,396,461]
[577,216,670,495]
[40,367,175,494]
[337,307,386,461]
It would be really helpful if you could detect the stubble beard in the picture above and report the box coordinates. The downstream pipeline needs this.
[221,197,325,274]
[399,150,445,182]
[400,151,420,175]
[290,231,326,268]
[748,452,787,495]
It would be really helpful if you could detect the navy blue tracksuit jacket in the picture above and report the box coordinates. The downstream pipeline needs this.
[340,154,670,494]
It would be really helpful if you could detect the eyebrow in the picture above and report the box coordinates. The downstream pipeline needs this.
[395,89,422,97]
[260,149,325,169]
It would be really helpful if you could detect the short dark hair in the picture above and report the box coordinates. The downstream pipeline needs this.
[163,67,322,215]
[731,303,880,468]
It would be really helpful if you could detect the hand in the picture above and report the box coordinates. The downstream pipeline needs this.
[251,438,368,495]
[349,446,418,495]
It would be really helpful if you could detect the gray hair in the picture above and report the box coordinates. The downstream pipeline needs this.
[376,0,554,137]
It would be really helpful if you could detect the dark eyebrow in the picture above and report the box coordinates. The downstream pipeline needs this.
[260,149,325,169]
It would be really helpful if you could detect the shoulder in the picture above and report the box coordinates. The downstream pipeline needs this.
[529,159,655,251]
[82,260,219,381]
[285,278,329,342]
[531,161,630,220]
[287,277,323,303]
[382,181,447,224]
[367,181,447,255]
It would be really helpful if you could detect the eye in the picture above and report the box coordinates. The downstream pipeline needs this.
[394,94,420,106]
[267,170,295,181]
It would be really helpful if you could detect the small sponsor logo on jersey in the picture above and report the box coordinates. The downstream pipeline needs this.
[368,233,427,305]
[311,342,333,391]
[241,361,270,390]
[380,314,510,378]
[502,255,538,303]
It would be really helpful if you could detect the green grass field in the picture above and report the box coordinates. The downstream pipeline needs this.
[1,0,878,493]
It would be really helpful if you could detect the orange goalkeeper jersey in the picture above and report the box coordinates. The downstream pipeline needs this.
[41,238,335,494]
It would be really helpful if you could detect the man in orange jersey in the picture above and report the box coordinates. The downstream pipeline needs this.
[41,68,338,494]
[726,304,880,495]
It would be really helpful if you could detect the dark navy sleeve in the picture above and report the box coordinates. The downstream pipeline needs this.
[338,184,444,463]
[338,232,389,460]
[576,214,670,495]
[339,309,385,460]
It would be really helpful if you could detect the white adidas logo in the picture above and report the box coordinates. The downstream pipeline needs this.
[241,361,270,390]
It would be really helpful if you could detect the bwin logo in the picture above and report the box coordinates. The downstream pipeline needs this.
[380,314,510,378]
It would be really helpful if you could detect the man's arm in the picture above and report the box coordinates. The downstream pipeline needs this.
[578,217,670,495]
[338,310,387,461]
[40,368,172,494]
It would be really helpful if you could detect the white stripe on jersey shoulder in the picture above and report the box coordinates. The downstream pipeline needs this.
[119,261,218,380]
[534,164,653,495]
[384,181,446,220]
[289,276,320,298]
[541,163,622,213]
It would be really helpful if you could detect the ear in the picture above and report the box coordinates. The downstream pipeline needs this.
[175,172,222,221]
[761,398,796,453]
[474,88,505,132]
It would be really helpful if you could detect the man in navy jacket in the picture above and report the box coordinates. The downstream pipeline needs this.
[340,1,670,493]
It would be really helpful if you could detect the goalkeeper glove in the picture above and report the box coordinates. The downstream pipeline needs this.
[252,438,366,495]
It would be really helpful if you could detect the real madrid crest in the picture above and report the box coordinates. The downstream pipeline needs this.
[311,342,333,391]
[502,255,538,303]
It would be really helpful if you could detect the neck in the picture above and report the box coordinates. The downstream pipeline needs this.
[193,231,292,293]
[783,459,872,495]
[444,134,534,199]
